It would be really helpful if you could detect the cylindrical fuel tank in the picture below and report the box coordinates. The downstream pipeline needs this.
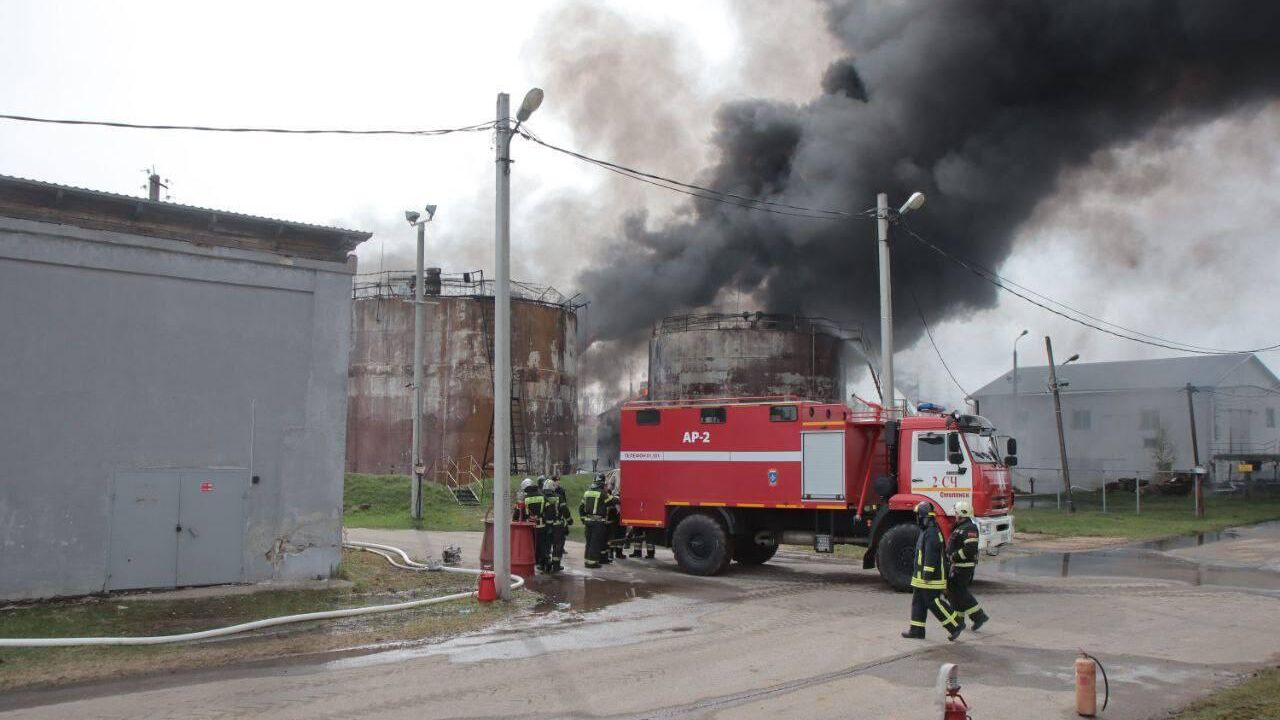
[647,313,852,402]
[345,272,579,476]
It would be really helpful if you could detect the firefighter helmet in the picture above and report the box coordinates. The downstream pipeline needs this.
[914,501,936,527]
[954,500,974,518]
[520,478,536,492]
[542,478,556,492]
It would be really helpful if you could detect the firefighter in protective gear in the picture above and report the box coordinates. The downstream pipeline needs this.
[604,476,624,560]
[542,477,572,573]
[946,500,989,631]
[523,478,549,572]
[512,478,537,522]
[580,474,611,568]
[902,502,965,641]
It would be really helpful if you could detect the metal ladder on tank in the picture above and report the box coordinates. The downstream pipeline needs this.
[480,299,530,476]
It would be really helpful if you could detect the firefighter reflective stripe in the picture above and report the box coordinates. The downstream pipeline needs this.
[581,489,603,517]
[912,577,946,590]
[910,620,926,628]
[923,566,936,572]
[963,605,984,616]
[935,597,961,627]
[954,562,976,568]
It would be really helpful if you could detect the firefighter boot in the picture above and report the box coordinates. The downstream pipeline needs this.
[630,546,642,558]
[901,625,926,640]
[948,621,966,642]
[970,609,989,632]
[646,547,655,559]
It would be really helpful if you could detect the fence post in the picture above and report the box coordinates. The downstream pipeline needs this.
[1056,490,1061,510]
[1102,475,1107,514]
[1136,472,1142,514]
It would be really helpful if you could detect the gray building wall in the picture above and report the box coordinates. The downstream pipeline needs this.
[0,216,355,600]
[976,360,1280,490]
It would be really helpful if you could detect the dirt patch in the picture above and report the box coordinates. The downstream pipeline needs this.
[1009,532,1131,553]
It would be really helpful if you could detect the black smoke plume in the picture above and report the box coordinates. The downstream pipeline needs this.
[575,1,1280,374]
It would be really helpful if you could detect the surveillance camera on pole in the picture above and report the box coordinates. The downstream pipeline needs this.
[405,204,437,520]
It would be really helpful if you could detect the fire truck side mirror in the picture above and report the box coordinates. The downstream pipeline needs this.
[948,451,964,466]
[1004,455,1019,467]
[947,434,961,453]
[1006,437,1018,456]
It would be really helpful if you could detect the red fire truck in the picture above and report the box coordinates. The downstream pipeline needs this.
[617,397,1016,590]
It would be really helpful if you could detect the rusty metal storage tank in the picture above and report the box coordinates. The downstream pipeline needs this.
[345,270,582,476]
[647,312,858,402]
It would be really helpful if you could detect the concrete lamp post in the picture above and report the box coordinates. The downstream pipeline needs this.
[405,204,437,520]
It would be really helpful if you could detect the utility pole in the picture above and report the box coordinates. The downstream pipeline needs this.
[1045,336,1075,512]
[876,192,894,413]
[1185,383,1204,518]
[410,218,426,520]
[493,92,513,599]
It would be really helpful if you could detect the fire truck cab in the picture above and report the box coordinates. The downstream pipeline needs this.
[618,397,1016,590]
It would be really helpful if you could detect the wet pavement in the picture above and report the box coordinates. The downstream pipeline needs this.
[989,520,1280,593]
[4,524,1280,719]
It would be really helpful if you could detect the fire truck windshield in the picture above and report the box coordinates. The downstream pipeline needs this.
[963,432,1001,464]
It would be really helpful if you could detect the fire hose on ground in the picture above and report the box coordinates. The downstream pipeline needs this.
[0,540,523,648]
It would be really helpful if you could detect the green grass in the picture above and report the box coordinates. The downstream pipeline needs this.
[1014,492,1280,539]
[343,472,596,542]
[1172,666,1280,720]
[0,549,522,691]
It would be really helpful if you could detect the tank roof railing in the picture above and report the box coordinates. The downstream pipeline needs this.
[655,312,860,340]
[352,269,587,311]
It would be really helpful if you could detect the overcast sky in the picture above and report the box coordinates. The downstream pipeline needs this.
[3,0,1277,409]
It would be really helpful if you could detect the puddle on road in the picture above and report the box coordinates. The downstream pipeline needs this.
[523,572,658,613]
[992,520,1280,591]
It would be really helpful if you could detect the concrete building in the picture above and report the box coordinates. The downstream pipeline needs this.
[0,175,369,600]
[345,271,582,477]
[972,353,1280,490]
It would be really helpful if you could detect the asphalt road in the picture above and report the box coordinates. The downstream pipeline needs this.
[3,526,1278,719]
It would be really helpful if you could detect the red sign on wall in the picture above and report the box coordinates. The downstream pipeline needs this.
[200,482,213,493]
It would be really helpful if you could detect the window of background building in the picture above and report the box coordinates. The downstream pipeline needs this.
[1142,437,1157,449]
[1268,408,1276,429]
[1139,409,1160,430]
[1071,409,1091,430]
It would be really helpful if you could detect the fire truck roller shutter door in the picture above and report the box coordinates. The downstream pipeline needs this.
[802,431,845,500]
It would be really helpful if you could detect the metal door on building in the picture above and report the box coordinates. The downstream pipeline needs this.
[108,469,248,591]
[802,431,845,500]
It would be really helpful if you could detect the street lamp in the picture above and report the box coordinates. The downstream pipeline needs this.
[492,87,543,599]
[876,190,926,414]
[406,204,437,520]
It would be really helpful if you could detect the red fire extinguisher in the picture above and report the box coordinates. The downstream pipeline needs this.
[1075,651,1110,717]
[937,663,972,719]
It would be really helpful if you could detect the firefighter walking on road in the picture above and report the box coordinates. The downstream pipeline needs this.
[902,502,965,641]
[580,474,611,569]
[947,501,989,630]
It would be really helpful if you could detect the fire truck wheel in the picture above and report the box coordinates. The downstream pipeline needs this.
[876,522,920,592]
[734,540,779,565]
[672,513,732,576]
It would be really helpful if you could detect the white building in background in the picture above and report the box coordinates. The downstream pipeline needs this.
[971,354,1280,490]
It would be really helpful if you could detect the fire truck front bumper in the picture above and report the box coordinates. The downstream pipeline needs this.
[975,515,1014,555]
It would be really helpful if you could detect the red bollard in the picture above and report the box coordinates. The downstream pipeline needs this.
[477,571,497,603]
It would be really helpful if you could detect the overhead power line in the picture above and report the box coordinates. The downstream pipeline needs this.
[0,112,496,136]
[519,126,876,221]
[898,220,1280,356]
[908,285,970,398]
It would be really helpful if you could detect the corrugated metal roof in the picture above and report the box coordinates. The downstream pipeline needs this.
[972,353,1280,397]
[0,173,370,239]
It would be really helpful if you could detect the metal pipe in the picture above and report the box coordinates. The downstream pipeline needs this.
[493,92,512,598]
